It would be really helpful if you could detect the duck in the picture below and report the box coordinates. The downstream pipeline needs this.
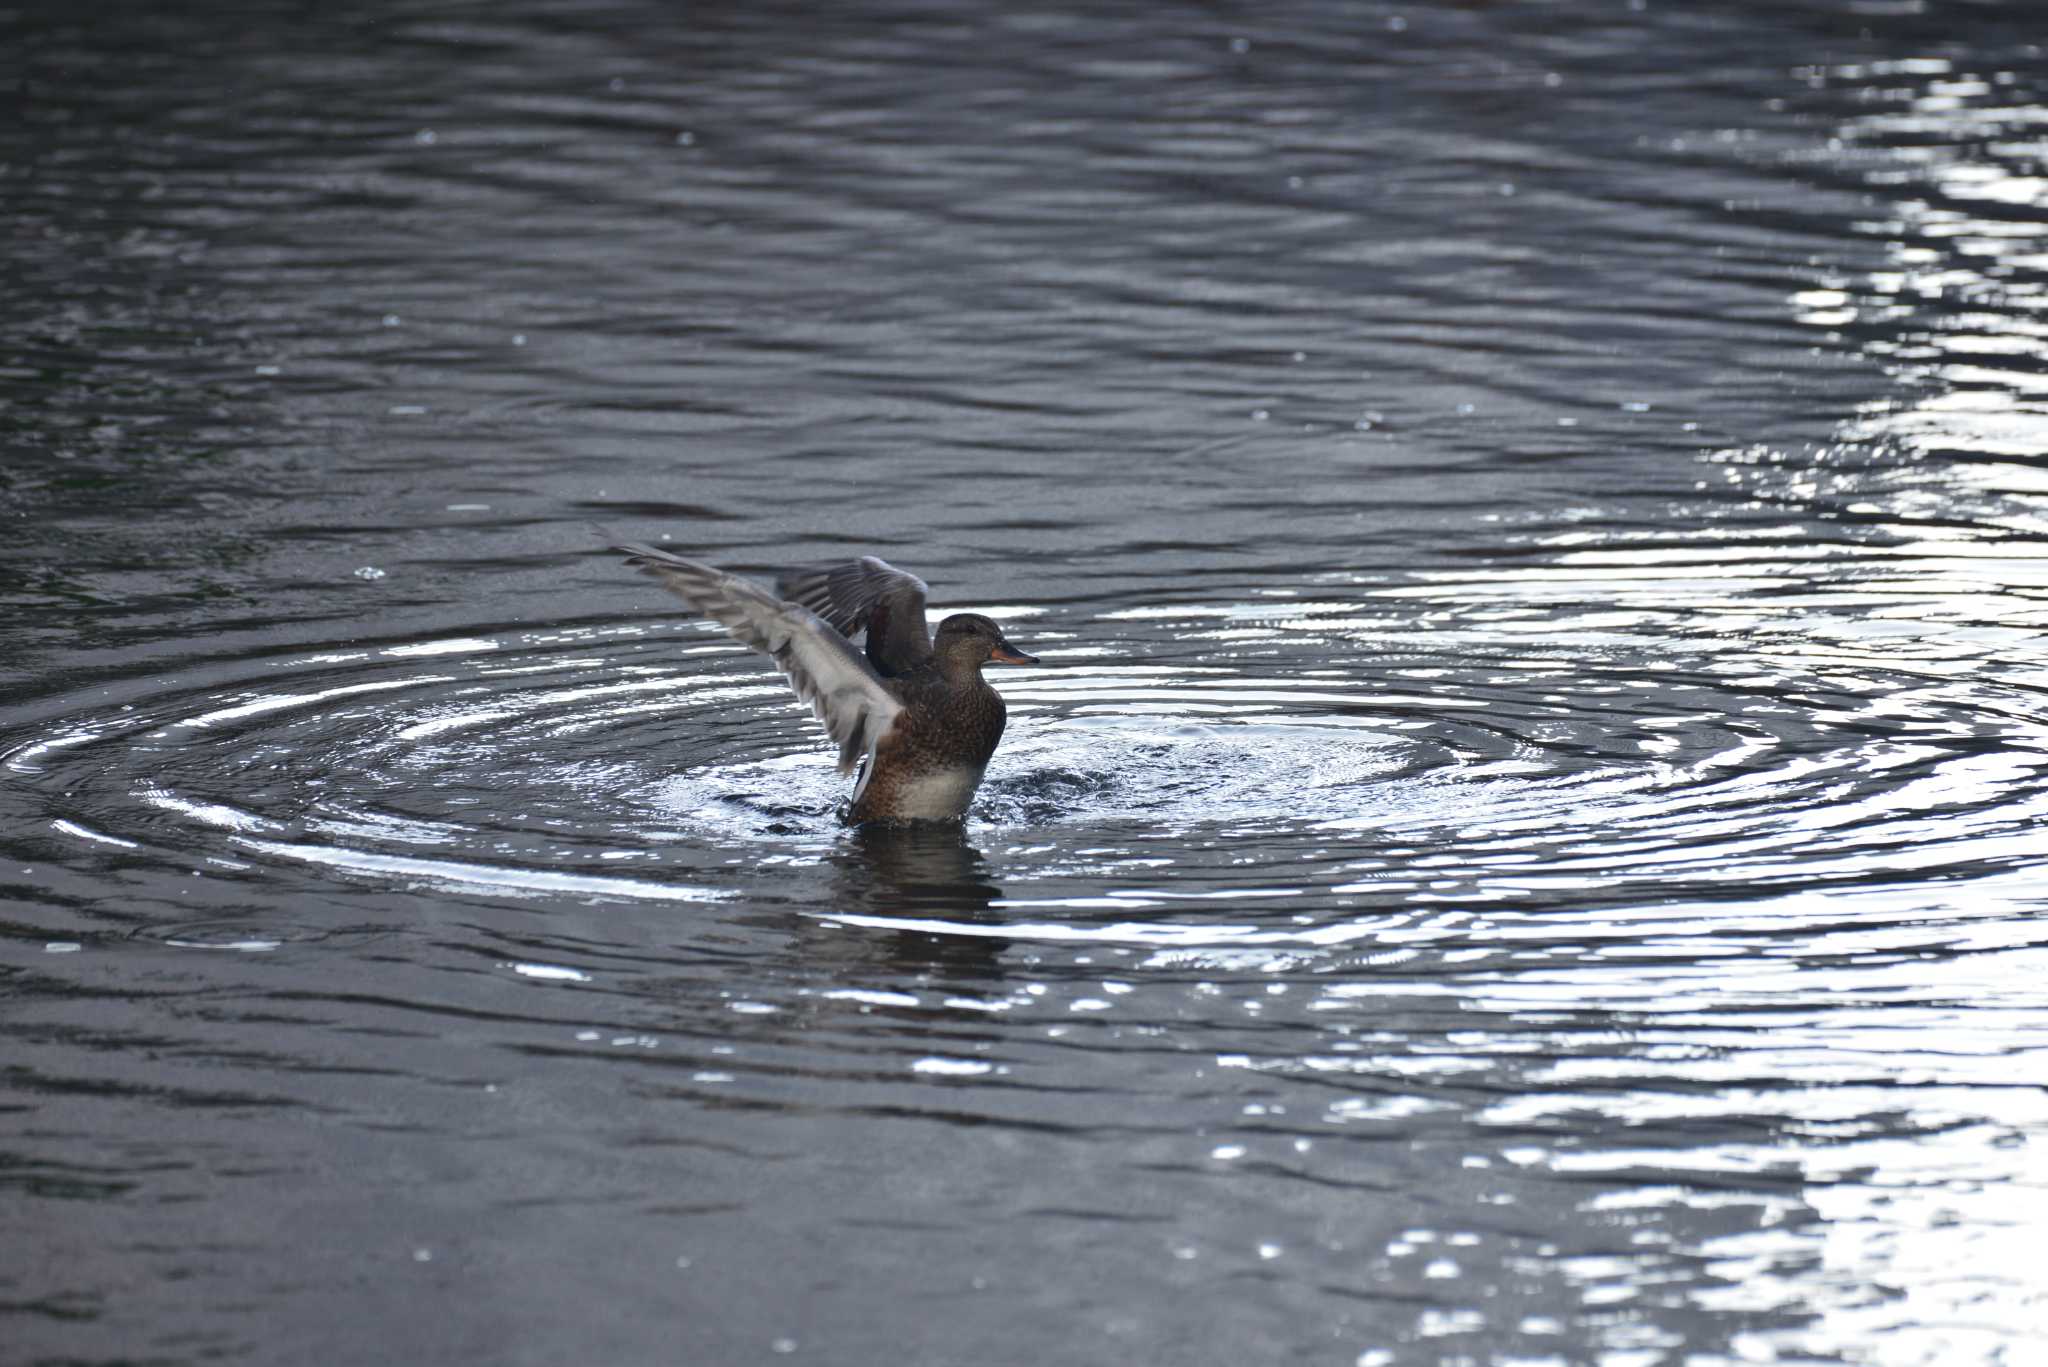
[617,545,1040,824]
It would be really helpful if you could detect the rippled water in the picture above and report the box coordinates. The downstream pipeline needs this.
[8,2,2048,1363]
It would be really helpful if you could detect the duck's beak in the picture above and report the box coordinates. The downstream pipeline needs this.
[988,641,1039,666]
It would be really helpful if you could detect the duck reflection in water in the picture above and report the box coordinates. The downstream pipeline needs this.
[821,823,1010,977]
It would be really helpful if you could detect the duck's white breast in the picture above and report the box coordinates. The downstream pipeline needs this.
[888,766,987,820]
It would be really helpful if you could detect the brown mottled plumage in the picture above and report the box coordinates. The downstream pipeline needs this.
[616,546,1039,824]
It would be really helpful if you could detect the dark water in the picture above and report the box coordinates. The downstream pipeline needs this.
[7,1,2048,1362]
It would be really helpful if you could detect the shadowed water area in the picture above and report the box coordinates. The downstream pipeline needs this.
[5,1,2048,1362]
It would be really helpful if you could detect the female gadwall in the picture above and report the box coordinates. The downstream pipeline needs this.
[618,546,1040,823]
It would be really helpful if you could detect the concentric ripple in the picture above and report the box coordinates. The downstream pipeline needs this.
[12,588,2048,947]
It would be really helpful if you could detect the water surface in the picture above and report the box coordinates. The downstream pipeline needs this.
[6,2,2048,1363]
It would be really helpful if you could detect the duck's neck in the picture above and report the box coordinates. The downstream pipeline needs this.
[936,650,987,687]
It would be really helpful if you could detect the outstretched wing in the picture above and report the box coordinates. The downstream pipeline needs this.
[775,556,932,677]
[618,545,902,775]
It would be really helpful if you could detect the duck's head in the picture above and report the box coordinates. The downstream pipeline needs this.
[934,613,1039,670]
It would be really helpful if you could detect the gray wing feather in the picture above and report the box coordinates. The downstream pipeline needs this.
[775,556,932,676]
[618,545,902,775]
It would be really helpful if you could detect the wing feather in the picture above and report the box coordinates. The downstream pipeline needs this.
[775,556,932,676]
[618,545,902,776]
